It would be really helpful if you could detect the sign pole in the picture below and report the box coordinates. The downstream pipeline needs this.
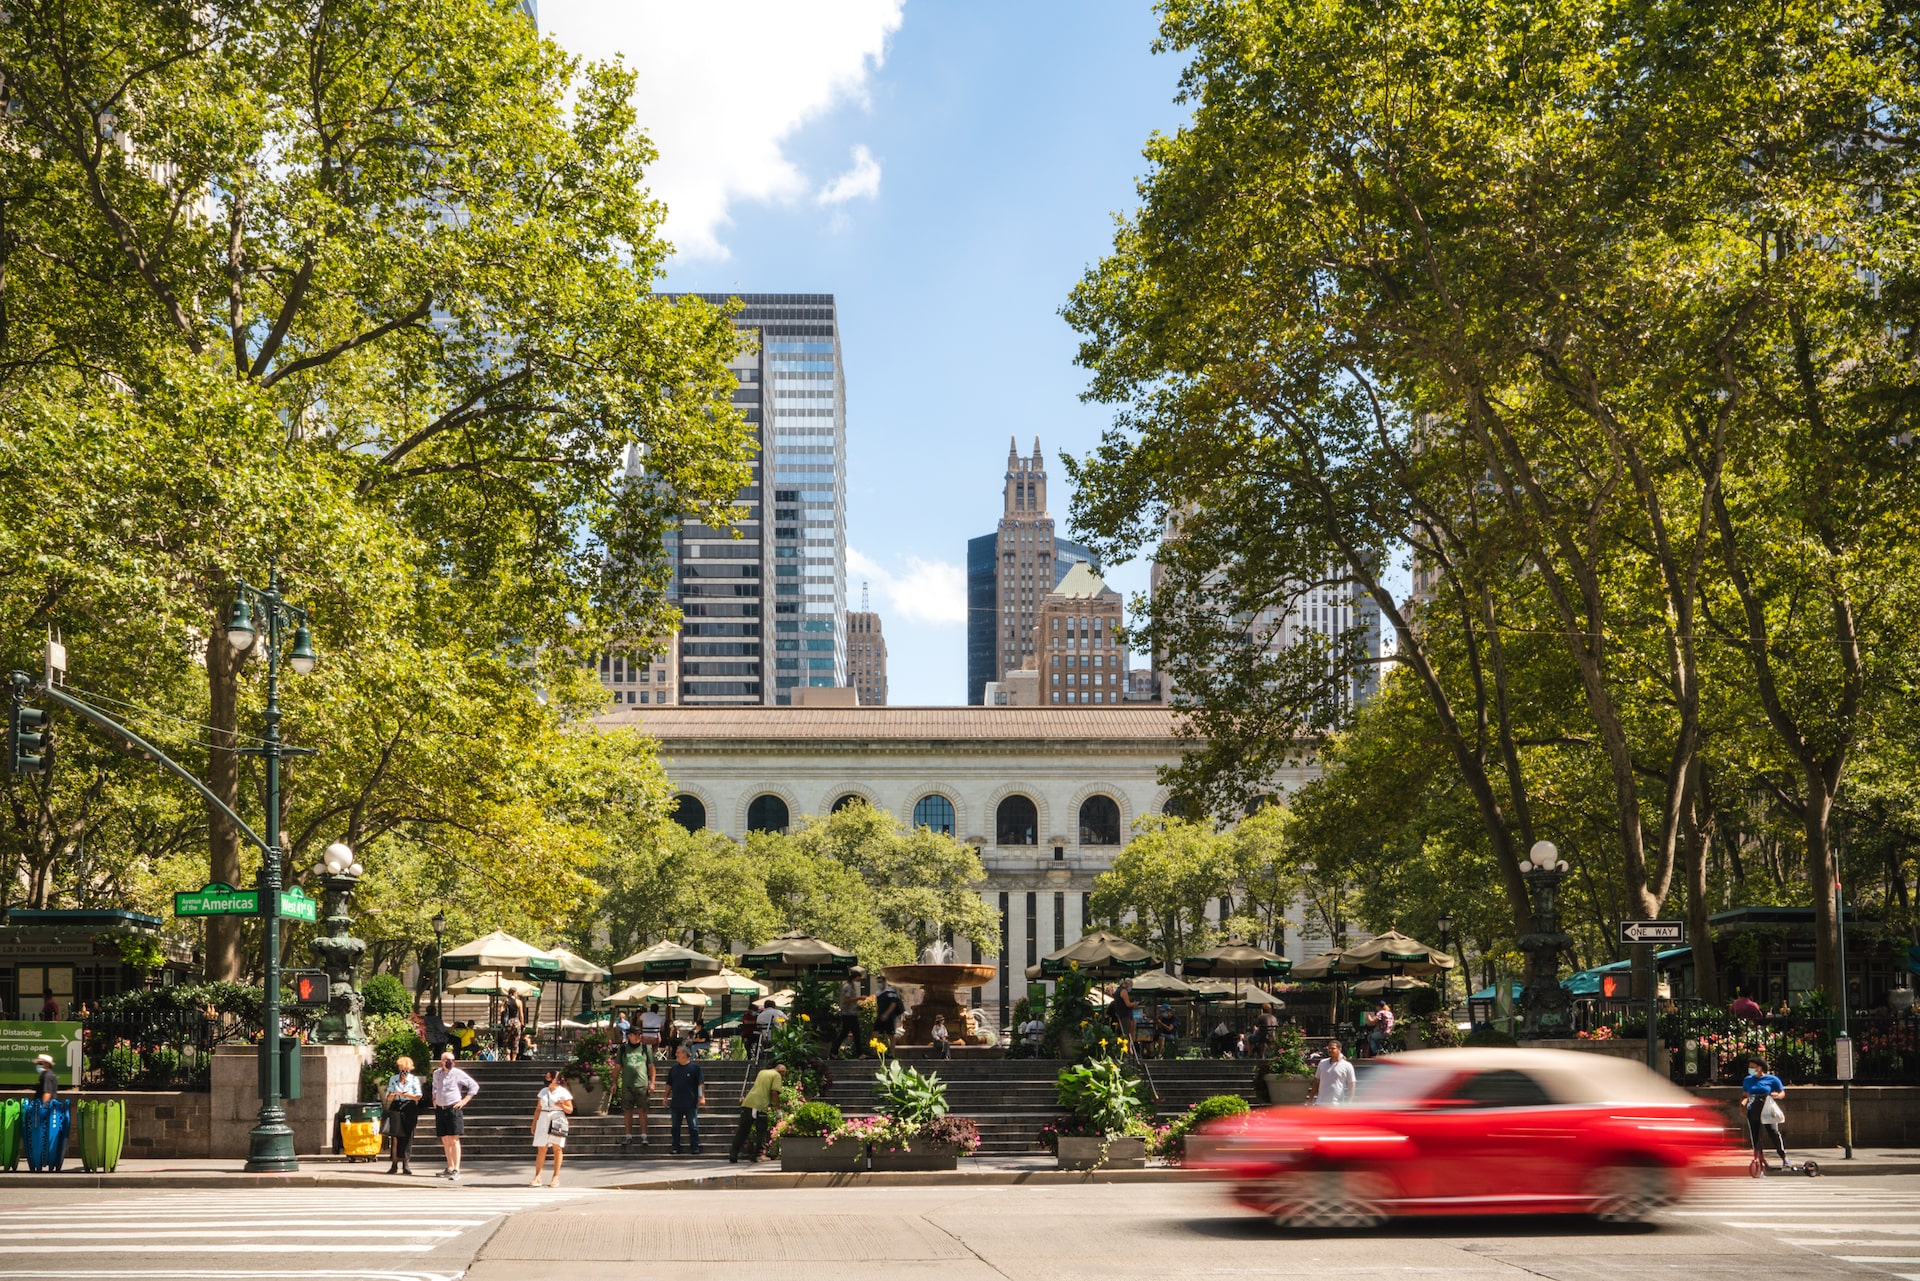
[1836,877,1853,1161]
[1644,941,1659,1075]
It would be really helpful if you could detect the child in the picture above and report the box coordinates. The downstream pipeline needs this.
[931,1014,952,1060]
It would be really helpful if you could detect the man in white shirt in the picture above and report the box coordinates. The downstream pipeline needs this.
[755,1002,786,1039]
[1314,1040,1356,1106]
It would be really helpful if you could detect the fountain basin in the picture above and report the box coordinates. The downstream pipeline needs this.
[880,963,998,1045]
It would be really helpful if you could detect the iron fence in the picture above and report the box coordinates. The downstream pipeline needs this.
[82,1010,252,1091]
[1585,1000,1919,1086]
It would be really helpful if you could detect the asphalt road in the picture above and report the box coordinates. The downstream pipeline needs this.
[1,1176,1918,1281]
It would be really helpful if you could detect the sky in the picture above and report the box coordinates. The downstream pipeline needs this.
[540,1,1189,704]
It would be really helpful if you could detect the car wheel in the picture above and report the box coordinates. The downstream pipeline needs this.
[1591,1164,1676,1224]
[1267,1169,1392,1230]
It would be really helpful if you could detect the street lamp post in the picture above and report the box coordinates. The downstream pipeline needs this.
[1436,912,1454,1013]
[1517,841,1575,1042]
[308,842,368,1045]
[225,567,320,1173]
[431,911,447,1013]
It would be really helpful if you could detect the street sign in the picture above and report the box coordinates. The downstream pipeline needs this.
[1618,920,1686,945]
[175,882,260,916]
[278,888,317,923]
[0,1021,81,1089]
[1836,1032,1855,1082]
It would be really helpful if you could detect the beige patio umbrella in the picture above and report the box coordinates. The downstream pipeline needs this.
[1024,929,1158,980]
[1339,931,1457,976]
[685,969,770,1000]
[610,940,723,981]
[1180,940,1292,979]
[605,981,708,1007]
[1351,976,1433,997]
[439,930,560,978]
[444,974,542,997]
[1126,970,1197,998]
[741,931,857,978]
[539,947,611,1053]
[1289,950,1359,981]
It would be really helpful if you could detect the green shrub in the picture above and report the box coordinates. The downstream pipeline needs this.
[362,1013,430,1099]
[1189,1094,1250,1124]
[361,974,413,1017]
[873,1058,948,1125]
[1407,985,1443,1017]
[142,1045,184,1086]
[1055,1058,1148,1135]
[785,1102,845,1138]
[1259,1023,1310,1078]
[1464,1026,1518,1047]
[100,1045,142,1089]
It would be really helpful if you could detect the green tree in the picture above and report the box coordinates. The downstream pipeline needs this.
[1087,816,1235,965]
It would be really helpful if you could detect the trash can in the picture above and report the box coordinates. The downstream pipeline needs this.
[334,1101,383,1161]
[23,1099,71,1172]
[0,1098,20,1171]
[76,1099,126,1173]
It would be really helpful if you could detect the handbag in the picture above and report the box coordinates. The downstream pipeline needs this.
[548,1110,570,1138]
[1761,1097,1785,1126]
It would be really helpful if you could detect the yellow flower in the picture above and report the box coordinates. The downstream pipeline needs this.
[799,1013,810,1022]
[1099,1038,1109,1049]
[1069,961,1080,971]
[1118,1038,1129,1051]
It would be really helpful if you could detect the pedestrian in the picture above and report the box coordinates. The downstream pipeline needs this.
[424,1007,449,1060]
[452,1021,475,1059]
[38,995,58,1021]
[1313,1040,1356,1106]
[742,1002,765,1059]
[613,1010,632,1041]
[728,1062,786,1163]
[619,1026,654,1148]
[1254,1007,1279,1056]
[666,1044,706,1154]
[382,1055,423,1175]
[32,1052,57,1102]
[873,982,905,1050]
[1742,1056,1789,1172]
[830,967,865,1058]
[529,1068,573,1187]
[1019,1010,1046,1055]
[1154,1006,1178,1059]
[1365,999,1395,1056]
[1106,978,1140,1036]
[641,1002,667,1045]
[687,1020,712,1058]
[431,1050,478,1181]
[501,992,525,1061]
[931,1014,952,1059]
[1728,991,1763,1023]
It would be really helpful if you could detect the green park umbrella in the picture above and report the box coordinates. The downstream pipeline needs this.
[1180,941,1292,979]
[1025,930,1157,980]
[610,940,722,981]
[1339,931,1457,976]
[741,931,857,978]
[439,930,560,978]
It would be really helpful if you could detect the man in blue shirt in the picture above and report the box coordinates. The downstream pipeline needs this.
[1741,1057,1788,1171]
[665,1045,706,1154]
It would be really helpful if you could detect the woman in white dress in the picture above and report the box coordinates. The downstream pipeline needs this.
[529,1069,574,1187]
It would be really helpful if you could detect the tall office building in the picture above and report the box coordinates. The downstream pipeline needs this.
[964,440,1098,704]
[847,604,889,706]
[660,294,848,705]
[1036,564,1128,705]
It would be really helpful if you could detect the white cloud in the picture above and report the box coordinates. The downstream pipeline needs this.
[849,547,966,626]
[540,1,903,259]
[817,145,882,205]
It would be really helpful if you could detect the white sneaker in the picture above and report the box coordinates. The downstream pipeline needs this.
[448,1169,461,1182]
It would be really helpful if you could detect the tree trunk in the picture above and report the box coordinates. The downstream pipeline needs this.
[1682,760,1719,1006]
[1803,776,1841,1005]
[204,614,246,982]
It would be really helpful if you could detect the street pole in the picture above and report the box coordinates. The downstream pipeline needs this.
[1644,941,1659,1075]
[1836,876,1854,1161]
[245,568,294,1172]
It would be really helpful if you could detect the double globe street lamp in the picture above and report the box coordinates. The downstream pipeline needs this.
[1517,840,1574,1041]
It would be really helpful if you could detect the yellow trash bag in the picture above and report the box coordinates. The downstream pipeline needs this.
[339,1119,382,1159]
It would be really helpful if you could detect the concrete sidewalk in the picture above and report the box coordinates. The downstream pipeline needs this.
[1,1147,1914,1190]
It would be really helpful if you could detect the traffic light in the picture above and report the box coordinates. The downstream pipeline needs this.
[7,697,49,775]
[289,970,331,1007]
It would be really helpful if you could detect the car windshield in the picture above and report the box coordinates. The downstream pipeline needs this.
[1348,1061,1450,1110]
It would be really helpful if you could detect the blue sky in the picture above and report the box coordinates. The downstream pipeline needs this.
[542,2,1187,704]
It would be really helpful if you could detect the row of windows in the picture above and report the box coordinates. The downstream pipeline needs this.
[1053,692,1120,704]
[673,792,1125,846]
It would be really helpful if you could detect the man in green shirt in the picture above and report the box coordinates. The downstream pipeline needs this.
[619,1026,655,1148]
[728,1062,786,1163]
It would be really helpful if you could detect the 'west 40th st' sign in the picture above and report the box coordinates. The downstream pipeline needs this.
[174,883,318,921]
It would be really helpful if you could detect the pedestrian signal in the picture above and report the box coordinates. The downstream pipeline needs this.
[289,971,331,1007]
[7,697,49,776]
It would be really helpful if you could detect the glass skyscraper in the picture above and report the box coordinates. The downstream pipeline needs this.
[664,293,847,705]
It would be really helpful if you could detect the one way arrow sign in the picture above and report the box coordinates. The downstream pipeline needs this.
[1618,920,1686,945]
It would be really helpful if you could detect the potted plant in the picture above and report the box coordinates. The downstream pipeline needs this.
[1161,1094,1251,1166]
[776,1102,864,1172]
[866,1059,969,1170]
[1053,1056,1151,1169]
[566,1031,616,1115]
[1258,1023,1312,1104]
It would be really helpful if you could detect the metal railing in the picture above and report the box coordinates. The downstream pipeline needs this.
[1584,1001,1920,1086]
[82,1010,259,1091]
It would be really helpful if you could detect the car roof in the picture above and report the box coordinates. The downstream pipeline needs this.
[1373,1047,1700,1105]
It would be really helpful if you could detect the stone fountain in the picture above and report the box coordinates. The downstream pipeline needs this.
[880,941,997,1046]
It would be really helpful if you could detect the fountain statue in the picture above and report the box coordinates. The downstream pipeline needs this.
[881,937,996,1049]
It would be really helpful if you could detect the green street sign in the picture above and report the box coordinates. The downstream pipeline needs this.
[0,1021,81,1088]
[278,888,317,923]
[175,882,260,916]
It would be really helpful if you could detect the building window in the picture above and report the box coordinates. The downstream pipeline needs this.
[672,794,706,833]
[995,795,1038,846]
[1163,796,1194,820]
[832,794,865,813]
[912,793,956,836]
[747,794,790,834]
[1079,796,1121,846]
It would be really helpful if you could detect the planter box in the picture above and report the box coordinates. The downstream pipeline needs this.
[1264,1075,1311,1105]
[780,1136,866,1172]
[869,1139,959,1171]
[1056,1135,1146,1171]
[1183,1134,1236,1168]
[570,1079,612,1116]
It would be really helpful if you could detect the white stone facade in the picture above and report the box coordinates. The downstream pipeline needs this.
[594,705,1320,1027]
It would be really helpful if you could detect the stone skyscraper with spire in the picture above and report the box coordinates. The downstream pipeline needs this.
[966,439,1099,703]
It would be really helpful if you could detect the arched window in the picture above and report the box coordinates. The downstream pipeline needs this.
[746,794,789,834]
[831,794,865,813]
[996,795,1038,846]
[1079,795,1121,846]
[671,795,706,833]
[1244,794,1278,816]
[1163,796,1194,820]
[912,794,956,836]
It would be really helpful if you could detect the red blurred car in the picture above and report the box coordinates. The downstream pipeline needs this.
[1191,1048,1735,1227]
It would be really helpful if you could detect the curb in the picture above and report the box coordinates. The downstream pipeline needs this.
[619,1167,1197,1191]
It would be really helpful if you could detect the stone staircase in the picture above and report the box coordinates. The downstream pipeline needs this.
[394,1056,1269,1162]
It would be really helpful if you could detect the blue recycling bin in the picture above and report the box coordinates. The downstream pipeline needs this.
[23,1099,71,1172]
